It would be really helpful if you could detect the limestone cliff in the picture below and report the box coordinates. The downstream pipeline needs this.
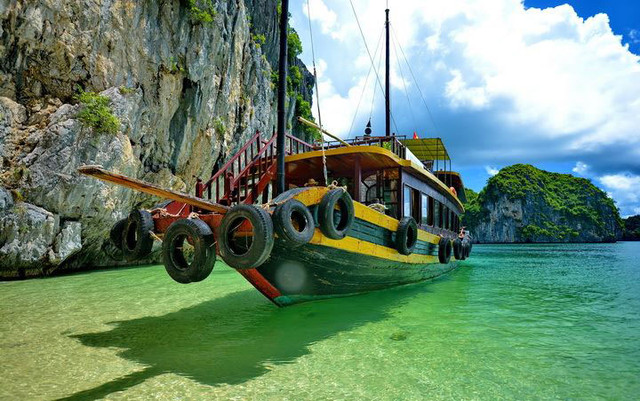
[0,0,314,278]
[463,164,623,243]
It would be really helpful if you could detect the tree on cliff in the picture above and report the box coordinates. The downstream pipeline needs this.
[462,164,623,243]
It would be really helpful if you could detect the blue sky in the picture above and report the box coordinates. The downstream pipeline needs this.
[289,0,640,217]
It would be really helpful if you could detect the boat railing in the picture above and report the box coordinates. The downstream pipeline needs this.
[200,131,314,204]
[286,134,315,155]
[319,135,407,159]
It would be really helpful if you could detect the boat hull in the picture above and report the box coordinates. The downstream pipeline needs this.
[235,187,461,306]
[256,241,458,306]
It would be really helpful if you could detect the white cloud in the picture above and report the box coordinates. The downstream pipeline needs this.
[598,173,640,216]
[599,173,640,193]
[303,0,340,39]
[291,1,640,213]
[572,161,589,175]
[485,166,499,176]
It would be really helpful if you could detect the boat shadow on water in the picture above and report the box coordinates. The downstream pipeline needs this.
[57,284,429,400]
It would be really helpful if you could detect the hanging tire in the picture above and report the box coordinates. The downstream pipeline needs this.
[162,218,216,284]
[273,199,315,246]
[318,189,354,240]
[109,218,127,248]
[122,210,154,261]
[453,238,465,260]
[218,204,274,270]
[396,217,418,255]
[438,237,452,264]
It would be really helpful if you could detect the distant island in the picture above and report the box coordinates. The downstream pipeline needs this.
[462,164,623,243]
[623,215,640,241]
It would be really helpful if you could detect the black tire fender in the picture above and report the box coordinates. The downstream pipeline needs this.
[438,237,452,264]
[396,217,418,255]
[453,238,465,260]
[109,218,127,250]
[318,189,354,240]
[162,218,216,284]
[273,199,315,246]
[218,204,274,269]
[122,210,154,261]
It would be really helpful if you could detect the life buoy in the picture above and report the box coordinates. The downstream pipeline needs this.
[122,210,154,261]
[273,199,315,246]
[438,237,452,264]
[449,186,457,197]
[396,217,418,255]
[162,218,216,283]
[318,189,354,240]
[453,238,465,260]
[218,204,274,269]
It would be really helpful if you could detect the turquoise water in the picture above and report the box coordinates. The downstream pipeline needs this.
[1,243,639,400]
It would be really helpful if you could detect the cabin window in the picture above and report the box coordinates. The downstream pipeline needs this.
[428,196,434,226]
[403,185,420,221]
[421,194,428,226]
[363,169,400,219]
[443,205,449,230]
[438,202,444,228]
[403,186,411,218]
[434,200,441,228]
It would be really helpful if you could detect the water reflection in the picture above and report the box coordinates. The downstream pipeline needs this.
[59,285,426,400]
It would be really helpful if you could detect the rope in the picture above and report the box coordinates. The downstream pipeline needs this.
[349,0,386,101]
[348,26,384,138]
[349,0,399,136]
[391,24,441,137]
[306,0,328,186]
[390,26,417,133]
[370,35,385,122]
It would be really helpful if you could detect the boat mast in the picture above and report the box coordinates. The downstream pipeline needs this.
[276,0,289,195]
[385,8,391,137]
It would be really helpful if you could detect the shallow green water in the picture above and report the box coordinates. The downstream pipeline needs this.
[1,243,639,400]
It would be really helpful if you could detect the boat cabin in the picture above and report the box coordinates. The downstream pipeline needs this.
[284,135,466,238]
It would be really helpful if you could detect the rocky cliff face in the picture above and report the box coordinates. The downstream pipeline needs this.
[0,0,314,278]
[463,164,623,243]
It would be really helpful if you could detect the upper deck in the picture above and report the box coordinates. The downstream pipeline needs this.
[283,134,466,236]
[284,135,465,211]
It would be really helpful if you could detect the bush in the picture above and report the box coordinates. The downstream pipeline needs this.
[74,90,120,135]
[188,0,216,24]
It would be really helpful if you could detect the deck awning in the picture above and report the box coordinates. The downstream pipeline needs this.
[400,138,450,161]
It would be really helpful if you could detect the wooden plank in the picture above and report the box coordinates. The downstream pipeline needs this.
[77,165,229,214]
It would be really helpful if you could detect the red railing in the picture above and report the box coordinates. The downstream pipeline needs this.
[200,131,315,206]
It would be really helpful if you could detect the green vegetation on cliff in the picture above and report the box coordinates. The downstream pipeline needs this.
[74,90,119,135]
[463,164,623,243]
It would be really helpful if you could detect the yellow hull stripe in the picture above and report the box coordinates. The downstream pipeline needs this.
[290,187,447,264]
[309,229,439,264]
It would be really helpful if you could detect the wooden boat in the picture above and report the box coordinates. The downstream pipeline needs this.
[78,4,472,307]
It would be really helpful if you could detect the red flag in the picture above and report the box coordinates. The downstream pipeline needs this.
[413,132,419,139]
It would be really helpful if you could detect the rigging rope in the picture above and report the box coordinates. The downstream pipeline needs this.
[390,25,418,133]
[370,35,384,122]
[391,25,441,137]
[348,26,384,138]
[306,0,328,186]
[349,0,399,136]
